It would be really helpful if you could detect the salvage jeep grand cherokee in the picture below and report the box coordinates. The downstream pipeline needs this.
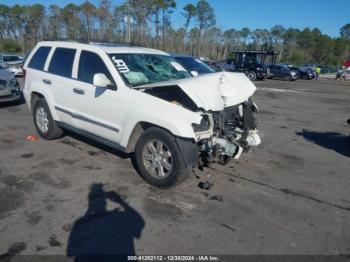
[23,41,261,187]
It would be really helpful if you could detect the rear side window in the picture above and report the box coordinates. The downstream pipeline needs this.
[48,48,76,78]
[78,51,113,84]
[28,46,51,70]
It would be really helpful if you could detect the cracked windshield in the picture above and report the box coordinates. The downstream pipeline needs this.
[109,53,191,87]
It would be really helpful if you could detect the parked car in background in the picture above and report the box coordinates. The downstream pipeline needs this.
[23,41,262,188]
[289,66,316,80]
[172,54,217,76]
[0,54,24,76]
[347,119,350,147]
[0,69,21,103]
[268,64,299,81]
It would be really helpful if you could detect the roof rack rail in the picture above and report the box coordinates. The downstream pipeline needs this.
[41,37,134,47]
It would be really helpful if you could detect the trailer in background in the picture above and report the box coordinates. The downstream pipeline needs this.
[215,51,279,81]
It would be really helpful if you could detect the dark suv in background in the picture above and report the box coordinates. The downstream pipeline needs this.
[268,64,299,81]
[172,54,217,76]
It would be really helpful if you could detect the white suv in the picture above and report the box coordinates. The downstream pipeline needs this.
[23,41,261,187]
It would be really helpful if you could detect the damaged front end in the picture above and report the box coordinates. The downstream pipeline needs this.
[196,99,261,167]
[138,71,262,167]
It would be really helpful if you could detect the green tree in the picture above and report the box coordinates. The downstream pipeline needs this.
[196,0,215,30]
[61,4,81,40]
[182,4,196,32]
[80,1,97,41]
[196,0,215,56]
[340,24,350,40]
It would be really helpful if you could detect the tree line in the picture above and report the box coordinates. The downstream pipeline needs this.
[0,0,349,66]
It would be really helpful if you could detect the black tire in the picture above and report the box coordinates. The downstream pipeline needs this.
[134,127,191,188]
[285,75,292,81]
[247,71,257,81]
[33,98,63,140]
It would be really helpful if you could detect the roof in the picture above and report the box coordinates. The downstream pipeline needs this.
[36,41,169,56]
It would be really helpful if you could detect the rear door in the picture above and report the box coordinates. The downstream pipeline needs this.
[46,47,77,125]
[25,46,52,103]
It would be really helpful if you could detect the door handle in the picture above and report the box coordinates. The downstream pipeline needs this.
[43,79,52,85]
[73,88,85,95]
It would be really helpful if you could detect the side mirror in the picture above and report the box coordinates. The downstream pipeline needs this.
[93,73,115,89]
[190,71,199,77]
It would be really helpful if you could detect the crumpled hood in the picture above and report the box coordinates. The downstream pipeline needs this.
[138,72,256,111]
[177,72,256,111]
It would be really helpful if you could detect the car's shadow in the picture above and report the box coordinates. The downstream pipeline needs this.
[64,130,131,160]
[67,183,145,262]
[296,129,350,157]
[62,131,141,175]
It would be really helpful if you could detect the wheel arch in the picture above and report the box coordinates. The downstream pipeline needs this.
[126,121,195,152]
[29,90,59,120]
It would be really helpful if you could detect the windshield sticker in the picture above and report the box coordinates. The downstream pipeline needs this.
[111,57,130,73]
[195,59,204,64]
[170,62,186,72]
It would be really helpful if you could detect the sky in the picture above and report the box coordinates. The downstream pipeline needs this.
[1,0,349,38]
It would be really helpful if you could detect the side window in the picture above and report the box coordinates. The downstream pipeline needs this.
[48,48,76,78]
[28,46,51,70]
[78,51,113,85]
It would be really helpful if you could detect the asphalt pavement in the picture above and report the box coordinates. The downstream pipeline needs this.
[0,78,349,257]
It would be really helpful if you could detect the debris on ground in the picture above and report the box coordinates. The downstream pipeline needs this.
[198,181,213,190]
[209,194,224,202]
[36,245,46,252]
[48,234,63,247]
[62,223,72,232]
[21,153,34,159]
[26,135,38,142]
[0,242,27,259]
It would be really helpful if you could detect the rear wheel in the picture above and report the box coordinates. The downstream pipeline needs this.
[134,127,191,188]
[247,71,257,81]
[33,98,63,140]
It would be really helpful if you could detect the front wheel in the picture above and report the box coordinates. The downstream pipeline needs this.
[285,75,292,81]
[134,127,191,188]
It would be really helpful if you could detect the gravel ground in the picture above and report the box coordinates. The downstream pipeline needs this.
[0,78,349,258]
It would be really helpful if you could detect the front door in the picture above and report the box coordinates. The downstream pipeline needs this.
[71,50,123,143]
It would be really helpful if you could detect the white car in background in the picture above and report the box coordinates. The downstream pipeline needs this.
[0,54,24,76]
[23,41,261,187]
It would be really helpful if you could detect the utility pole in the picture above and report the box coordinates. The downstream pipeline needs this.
[127,0,131,44]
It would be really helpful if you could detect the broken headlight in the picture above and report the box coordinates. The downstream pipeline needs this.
[192,115,210,132]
